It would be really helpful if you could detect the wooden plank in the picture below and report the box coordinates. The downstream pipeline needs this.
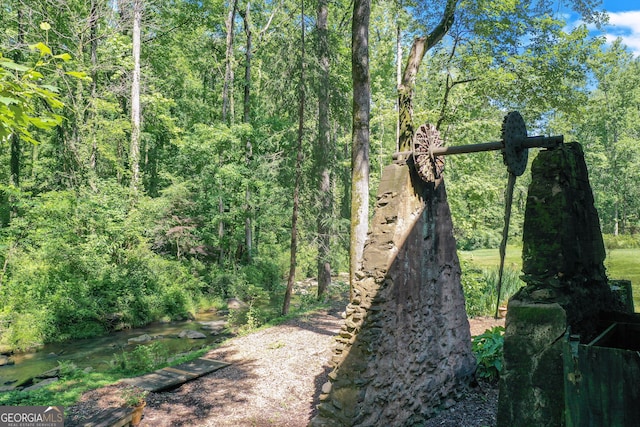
[81,407,133,427]
[163,366,198,378]
[170,358,229,376]
[122,369,185,392]
[122,358,229,392]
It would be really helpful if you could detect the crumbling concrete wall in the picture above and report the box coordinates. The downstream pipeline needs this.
[497,143,623,427]
[311,161,475,426]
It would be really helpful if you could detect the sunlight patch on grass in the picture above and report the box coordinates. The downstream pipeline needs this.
[461,247,640,312]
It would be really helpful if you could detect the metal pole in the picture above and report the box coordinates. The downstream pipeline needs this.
[430,140,503,156]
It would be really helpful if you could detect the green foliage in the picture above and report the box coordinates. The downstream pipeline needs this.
[603,234,640,250]
[110,342,169,375]
[120,386,148,407]
[461,259,524,317]
[472,326,505,382]
[0,48,63,144]
[0,370,121,407]
[0,182,208,350]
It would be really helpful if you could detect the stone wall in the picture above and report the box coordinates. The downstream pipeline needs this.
[497,143,624,427]
[310,161,475,426]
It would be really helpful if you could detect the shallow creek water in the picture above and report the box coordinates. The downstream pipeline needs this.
[0,311,226,389]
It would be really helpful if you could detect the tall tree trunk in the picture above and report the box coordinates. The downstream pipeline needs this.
[283,0,306,316]
[397,0,457,152]
[9,8,25,190]
[130,0,142,192]
[218,196,226,263]
[316,0,332,298]
[222,0,238,124]
[89,0,99,173]
[395,3,402,152]
[242,2,253,263]
[349,0,371,300]
[9,134,19,189]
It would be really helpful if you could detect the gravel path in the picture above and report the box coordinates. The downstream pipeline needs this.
[66,306,503,427]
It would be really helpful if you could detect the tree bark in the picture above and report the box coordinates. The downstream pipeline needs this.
[242,2,253,262]
[9,8,25,190]
[222,0,238,124]
[130,0,142,192]
[395,2,402,152]
[397,0,458,152]
[349,0,371,300]
[89,0,99,173]
[316,0,332,299]
[283,0,306,316]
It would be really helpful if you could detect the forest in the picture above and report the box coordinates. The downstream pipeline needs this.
[1,0,639,352]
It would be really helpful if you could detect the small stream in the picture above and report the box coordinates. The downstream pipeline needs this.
[0,311,228,389]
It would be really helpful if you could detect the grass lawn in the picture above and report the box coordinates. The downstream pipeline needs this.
[605,249,640,311]
[460,246,640,312]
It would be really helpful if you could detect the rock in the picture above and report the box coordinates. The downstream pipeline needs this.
[22,377,58,392]
[227,298,248,310]
[198,320,227,333]
[0,355,14,366]
[0,385,17,392]
[36,366,61,379]
[178,330,207,339]
[128,334,153,344]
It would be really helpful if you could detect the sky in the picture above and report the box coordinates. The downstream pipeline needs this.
[589,1,640,56]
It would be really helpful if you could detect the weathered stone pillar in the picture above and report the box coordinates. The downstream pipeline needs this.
[311,160,475,426]
[497,143,622,426]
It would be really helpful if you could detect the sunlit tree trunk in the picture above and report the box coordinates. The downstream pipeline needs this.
[283,0,306,316]
[316,0,332,299]
[89,0,99,174]
[130,0,142,192]
[349,0,371,300]
[9,8,25,191]
[222,0,237,124]
[397,0,457,151]
[395,3,402,152]
[242,2,253,262]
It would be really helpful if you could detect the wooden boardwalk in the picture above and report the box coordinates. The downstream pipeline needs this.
[122,357,229,392]
[80,358,229,426]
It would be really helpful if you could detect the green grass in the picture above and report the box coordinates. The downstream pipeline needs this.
[459,245,523,271]
[460,246,640,312]
[605,249,640,310]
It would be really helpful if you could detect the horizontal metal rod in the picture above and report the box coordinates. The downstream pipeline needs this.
[521,135,564,149]
[430,140,503,156]
[394,134,564,159]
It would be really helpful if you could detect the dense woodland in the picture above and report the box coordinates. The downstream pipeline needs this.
[0,0,639,350]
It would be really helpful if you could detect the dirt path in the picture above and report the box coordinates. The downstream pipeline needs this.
[66,307,503,426]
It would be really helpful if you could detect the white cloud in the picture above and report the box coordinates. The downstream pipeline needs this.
[604,11,640,56]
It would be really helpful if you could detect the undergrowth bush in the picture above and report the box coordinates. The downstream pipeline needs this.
[461,260,524,317]
[603,233,640,249]
[472,326,505,382]
[0,185,207,350]
[109,342,169,374]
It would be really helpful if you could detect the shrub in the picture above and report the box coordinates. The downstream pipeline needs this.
[472,326,505,382]
[603,234,640,249]
[461,261,523,317]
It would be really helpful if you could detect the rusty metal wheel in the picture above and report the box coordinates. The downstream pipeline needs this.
[412,123,445,182]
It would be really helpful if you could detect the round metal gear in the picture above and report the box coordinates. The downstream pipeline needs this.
[501,111,528,176]
[412,123,445,182]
